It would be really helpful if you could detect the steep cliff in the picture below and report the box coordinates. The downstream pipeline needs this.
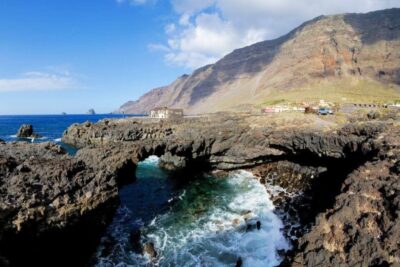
[117,8,400,114]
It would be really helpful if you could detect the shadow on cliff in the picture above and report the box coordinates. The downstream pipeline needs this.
[184,16,324,107]
[343,8,400,45]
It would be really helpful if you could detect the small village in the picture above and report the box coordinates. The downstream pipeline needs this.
[149,101,400,119]
[261,100,400,115]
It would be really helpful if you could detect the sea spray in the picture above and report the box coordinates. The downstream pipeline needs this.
[94,157,289,267]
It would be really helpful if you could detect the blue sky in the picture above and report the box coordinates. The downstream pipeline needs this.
[0,0,184,114]
[0,0,399,114]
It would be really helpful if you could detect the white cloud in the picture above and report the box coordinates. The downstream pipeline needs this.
[157,0,400,69]
[0,71,75,92]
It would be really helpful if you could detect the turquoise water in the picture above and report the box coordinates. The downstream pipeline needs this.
[95,157,289,267]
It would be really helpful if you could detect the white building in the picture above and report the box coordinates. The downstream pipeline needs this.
[149,107,184,119]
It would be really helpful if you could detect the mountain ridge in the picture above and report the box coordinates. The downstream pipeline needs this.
[117,8,400,114]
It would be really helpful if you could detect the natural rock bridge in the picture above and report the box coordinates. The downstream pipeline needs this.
[0,114,399,266]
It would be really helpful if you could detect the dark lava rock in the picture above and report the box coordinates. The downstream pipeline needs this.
[16,124,40,138]
[143,242,157,259]
[159,152,186,170]
[86,109,96,115]
[391,160,400,174]
[129,229,142,253]
[290,126,400,267]
[0,139,5,144]
[59,115,399,265]
[0,141,138,267]
[236,257,243,267]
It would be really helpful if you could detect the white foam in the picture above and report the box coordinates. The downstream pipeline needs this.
[141,155,160,166]
[54,138,62,142]
[142,170,289,266]
[95,170,290,267]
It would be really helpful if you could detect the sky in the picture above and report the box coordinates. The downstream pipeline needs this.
[0,0,399,114]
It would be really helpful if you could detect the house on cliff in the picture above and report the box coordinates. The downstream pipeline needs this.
[149,107,184,119]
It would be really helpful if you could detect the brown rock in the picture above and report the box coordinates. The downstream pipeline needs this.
[143,242,157,259]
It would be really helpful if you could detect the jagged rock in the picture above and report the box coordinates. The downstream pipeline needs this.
[16,124,41,138]
[143,242,157,259]
[62,115,385,170]
[289,126,400,266]
[129,229,142,253]
[159,152,186,170]
[0,139,5,144]
[0,141,138,266]
[236,257,243,267]
[391,160,400,174]
[86,109,96,115]
[3,113,396,266]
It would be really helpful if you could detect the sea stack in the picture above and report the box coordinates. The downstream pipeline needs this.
[86,109,96,115]
[16,124,41,138]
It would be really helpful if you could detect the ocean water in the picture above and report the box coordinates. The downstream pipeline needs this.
[94,156,289,267]
[0,114,138,143]
[0,114,140,154]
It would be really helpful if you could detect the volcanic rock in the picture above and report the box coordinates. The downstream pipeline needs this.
[86,109,96,115]
[0,141,138,266]
[143,242,157,259]
[61,114,400,265]
[16,124,41,138]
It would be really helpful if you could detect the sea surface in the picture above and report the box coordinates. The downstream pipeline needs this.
[0,115,289,266]
[0,114,138,143]
[94,157,289,267]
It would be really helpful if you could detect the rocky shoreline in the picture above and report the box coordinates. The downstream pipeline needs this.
[1,113,399,266]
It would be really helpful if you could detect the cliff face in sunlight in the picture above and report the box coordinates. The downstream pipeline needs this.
[117,8,400,114]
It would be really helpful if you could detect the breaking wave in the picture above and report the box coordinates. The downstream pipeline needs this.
[95,158,289,267]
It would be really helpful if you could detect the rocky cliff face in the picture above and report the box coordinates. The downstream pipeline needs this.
[0,142,138,266]
[62,114,400,266]
[117,8,400,115]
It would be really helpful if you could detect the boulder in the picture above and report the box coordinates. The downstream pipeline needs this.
[159,152,186,170]
[143,242,157,259]
[86,109,96,115]
[16,124,33,138]
[16,124,41,138]
[129,229,142,253]
[236,257,243,267]
[391,160,400,174]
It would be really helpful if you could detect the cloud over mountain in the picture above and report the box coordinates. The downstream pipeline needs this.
[158,0,400,68]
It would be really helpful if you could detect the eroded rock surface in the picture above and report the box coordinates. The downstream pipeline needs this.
[62,115,385,170]
[16,124,41,138]
[0,141,138,266]
[1,113,398,266]
[290,126,400,267]
[62,114,400,266]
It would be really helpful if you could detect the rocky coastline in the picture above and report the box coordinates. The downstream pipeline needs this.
[1,113,399,266]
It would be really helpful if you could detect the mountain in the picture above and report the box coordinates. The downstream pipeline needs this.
[117,8,400,115]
